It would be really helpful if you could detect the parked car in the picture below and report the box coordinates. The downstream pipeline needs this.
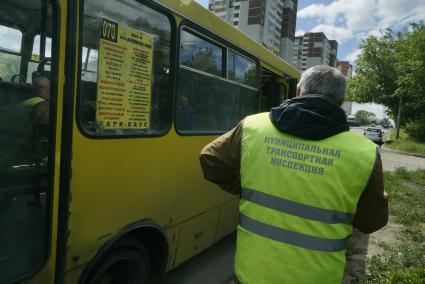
[363,127,383,144]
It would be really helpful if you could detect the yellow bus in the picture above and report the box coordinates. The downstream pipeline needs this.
[0,0,300,283]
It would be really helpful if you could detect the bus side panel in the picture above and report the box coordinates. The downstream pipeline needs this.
[165,225,181,271]
[215,199,239,242]
[63,267,85,284]
[174,208,220,267]
[63,130,236,278]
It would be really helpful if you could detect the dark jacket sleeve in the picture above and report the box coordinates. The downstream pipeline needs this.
[199,121,243,195]
[352,152,388,234]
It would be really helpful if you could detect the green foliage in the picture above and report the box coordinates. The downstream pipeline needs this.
[386,129,425,155]
[355,110,376,125]
[379,117,393,128]
[405,117,425,142]
[347,31,398,109]
[388,268,425,284]
[347,22,425,134]
[385,168,425,226]
[183,48,221,76]
[359,169,425,283]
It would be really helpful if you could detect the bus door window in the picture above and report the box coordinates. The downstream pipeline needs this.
[260,69,287,112]
[79,0,172,136]
[0,0,54,282]
[177,29,259,134]
[27,35,52,84]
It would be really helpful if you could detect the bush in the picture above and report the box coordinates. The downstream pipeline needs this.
[405,119,425,142]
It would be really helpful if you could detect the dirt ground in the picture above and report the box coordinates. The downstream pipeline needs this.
[343,218,403,283]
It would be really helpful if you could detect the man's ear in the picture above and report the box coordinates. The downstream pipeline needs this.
[339,96,346,106]
[296,88,301,97]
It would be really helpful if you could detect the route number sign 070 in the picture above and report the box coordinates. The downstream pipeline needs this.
[100,19,118,43]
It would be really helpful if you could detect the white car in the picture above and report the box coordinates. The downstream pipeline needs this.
[363,127,383,144]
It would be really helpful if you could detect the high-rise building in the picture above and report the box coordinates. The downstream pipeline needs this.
[336,61,353,77]
[280,0,298,61]
[208,0,298,63]
[292,32,338,72]
[337,61,354,116]
[329,40,338,68]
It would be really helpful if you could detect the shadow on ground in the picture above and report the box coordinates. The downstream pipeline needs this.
[156,233,236,284]
[343,229,370,283]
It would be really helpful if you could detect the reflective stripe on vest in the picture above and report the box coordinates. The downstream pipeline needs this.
[241,187,354,225]
[239,213,348,252]
[236,112,377,284]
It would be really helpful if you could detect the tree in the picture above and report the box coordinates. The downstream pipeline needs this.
[183,48,220,76]
[347,30,399,114]
[379,117,392,128]
[355,110,376,125]
[347,22,425,141]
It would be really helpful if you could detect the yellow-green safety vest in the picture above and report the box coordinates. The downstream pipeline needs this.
[0,96,46,170]
[235,112,377,284]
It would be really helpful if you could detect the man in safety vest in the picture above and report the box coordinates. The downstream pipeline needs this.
[199,65,388,284]
[0,74,50,170]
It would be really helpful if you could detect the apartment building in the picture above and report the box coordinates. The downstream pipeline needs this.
[292,32,338,72]
[337,61,354,116]
[336,60,353,77]
[208,0,298,63]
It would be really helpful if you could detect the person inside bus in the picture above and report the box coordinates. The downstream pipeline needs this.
[0,74,51,170]
[32,74,51,126]
[199,65,388,284]
[176,95,195,130]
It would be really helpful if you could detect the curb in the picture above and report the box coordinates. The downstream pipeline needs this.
[381,144,425,158]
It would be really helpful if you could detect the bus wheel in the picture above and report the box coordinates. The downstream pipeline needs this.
[86,237,150,284]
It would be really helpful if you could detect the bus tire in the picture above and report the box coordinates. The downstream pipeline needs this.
[85,236,150,284]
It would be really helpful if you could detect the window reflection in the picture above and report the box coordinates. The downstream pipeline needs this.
[228,50,258,88]
[180,30,223,77]
[176,69,258,133]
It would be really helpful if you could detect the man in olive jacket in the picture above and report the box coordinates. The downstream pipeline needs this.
[200,66,388,284]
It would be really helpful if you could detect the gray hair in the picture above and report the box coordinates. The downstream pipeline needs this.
[297,65,346,105]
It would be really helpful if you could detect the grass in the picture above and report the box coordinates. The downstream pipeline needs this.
[356,168,425,283]
[385,129,425,155]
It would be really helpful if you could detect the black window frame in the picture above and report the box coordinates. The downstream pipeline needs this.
[175,20,261,137]
[76,0,177,139]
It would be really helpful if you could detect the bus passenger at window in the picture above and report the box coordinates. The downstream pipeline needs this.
[0,74,51,170]
[32,75,51,126]
[176,96,195,130]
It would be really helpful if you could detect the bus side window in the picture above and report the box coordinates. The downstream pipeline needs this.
[177,29,259,134]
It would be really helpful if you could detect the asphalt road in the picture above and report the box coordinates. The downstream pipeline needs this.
[159,127,424,284]
[160,234,235,284]
[380,148,425,171]
[350,126,425,170]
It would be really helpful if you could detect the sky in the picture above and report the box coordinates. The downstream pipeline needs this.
[196,0,425,62]
[195,0,425,118]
